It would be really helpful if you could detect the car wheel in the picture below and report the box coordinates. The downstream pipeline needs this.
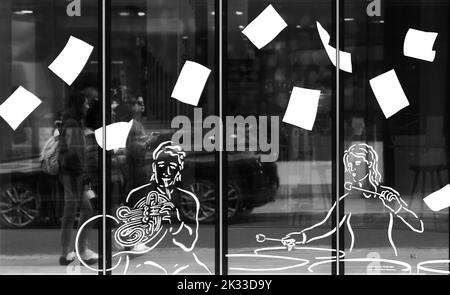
[0,183,40,228]
[180,180,242,223]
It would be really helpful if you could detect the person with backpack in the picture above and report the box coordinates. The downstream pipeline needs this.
[58,91,98,266]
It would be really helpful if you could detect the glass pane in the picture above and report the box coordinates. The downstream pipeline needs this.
[0,0,100,274]
[342,0,449,274]
[226,0,335,274]
[109,0,216,275]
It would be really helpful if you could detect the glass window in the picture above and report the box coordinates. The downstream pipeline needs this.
[340,0,449,275]
[109,0,216,275]
[0,0,100,274]
[0,0,448,276]
[226,0,334,275]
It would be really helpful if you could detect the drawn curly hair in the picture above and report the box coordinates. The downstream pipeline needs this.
[343,143,382,186]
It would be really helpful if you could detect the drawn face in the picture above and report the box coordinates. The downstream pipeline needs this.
[346,153,370,183]
[154,154,181,187]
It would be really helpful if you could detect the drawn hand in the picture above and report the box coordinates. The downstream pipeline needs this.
[159,201,175,215]
[379,187,402,213]
[281,232,306,251]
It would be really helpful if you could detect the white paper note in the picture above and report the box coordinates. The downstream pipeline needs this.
[48,36,94,86]
[0,86,42,130]
[94,120,133,151]
[369,69,409,118]
[316,21,352,73]
[171,61,211,106]
[282,86,321,131]
[403,28,438,62]
[423,184,450,212]
[241,4,288,50]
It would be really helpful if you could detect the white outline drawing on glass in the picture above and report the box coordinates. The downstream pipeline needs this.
[281,143,424,257]
[75,141,211,274]
[227,143,426,274]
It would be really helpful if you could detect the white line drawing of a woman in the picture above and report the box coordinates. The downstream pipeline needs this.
[281,143,424,256]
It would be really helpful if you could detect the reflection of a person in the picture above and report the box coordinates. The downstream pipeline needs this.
[117,141,210,274]
[281,143,424,256]
[116,97,157,195]
[58,91,98,265]
[135,96,145,122]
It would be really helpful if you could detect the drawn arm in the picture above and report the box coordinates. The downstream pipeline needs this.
[281,194,348,249]
[169,188,200,252]
[379,185,424,233]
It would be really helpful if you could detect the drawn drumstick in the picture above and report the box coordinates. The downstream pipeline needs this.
[344,182,383,197]
[256,234,303,251]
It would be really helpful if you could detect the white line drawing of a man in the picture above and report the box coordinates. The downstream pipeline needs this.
[114,141,211,274]
[281,143,424,256]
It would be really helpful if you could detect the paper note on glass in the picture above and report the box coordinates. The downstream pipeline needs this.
[423,184,450,212]
[369,69,409,118]
[282,86,321,130]
[316,21,352,73]
[241,4,287,50]
[171,61,211,106]
[95,120,133,151]
[48,36,94,85]
[403,28,438,62]
[0,86,42,130]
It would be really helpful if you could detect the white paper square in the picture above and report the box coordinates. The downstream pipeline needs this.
[95,120,133,151]
[316,21,352,73]
[369,69,409,118]
[404,28,438,62]
[171,61,211,106]
[48,36,94,86]
[423,184,450,212]
[242,4,287,50]
[0,86,42,130]
[282,86,321,130]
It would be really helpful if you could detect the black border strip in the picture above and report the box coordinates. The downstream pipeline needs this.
[214,0,220,275]
[221,0,229,276]
[97,0,103,275]
[331,0,345,276]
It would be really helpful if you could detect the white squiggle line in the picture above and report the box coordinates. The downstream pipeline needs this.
[125,183,152,203]
[74,214,122,272]
[123,255,129,275]
[397,206,424,233]
[143,260,168,275]
[172,222,185,235]
[307,214,347,243]
[193,253,212,275]
[308,259,335,273]
[226,254,309,272]
[387,213,398,256]
[173,265,190,274]
[112,229,168,257]
[347,213,354,252]
[172,188,199,252]
[253,246,346,260]
[308,258,412,274]
[416,260,450,274]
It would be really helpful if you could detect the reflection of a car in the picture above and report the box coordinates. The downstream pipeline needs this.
[0,132,279,228]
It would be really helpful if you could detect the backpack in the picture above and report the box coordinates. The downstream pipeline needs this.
[40,131,60,175]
